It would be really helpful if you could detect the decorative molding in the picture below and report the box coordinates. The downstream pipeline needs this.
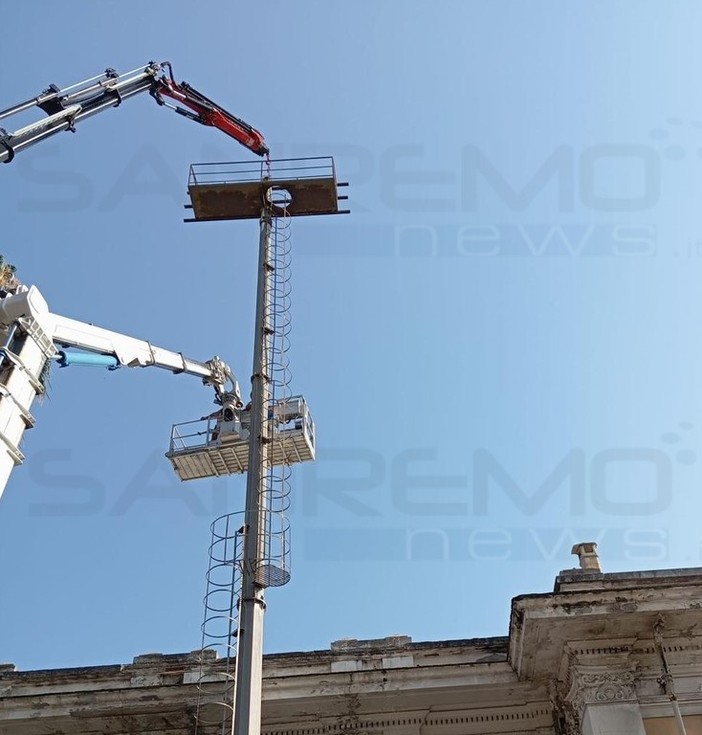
[571,668,637,705]
[550,681,580,735]
[261,707,553,735]
[552,666,639,734]
[566,645,632,658]
[587,672,637,703]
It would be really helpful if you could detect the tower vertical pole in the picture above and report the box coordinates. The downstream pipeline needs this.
[233,206,274,735]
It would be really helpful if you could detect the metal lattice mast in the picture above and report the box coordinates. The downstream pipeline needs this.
[182,157,347,735]
[233,207,274,735]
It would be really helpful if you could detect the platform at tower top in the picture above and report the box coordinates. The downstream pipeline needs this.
[185,156,349,221]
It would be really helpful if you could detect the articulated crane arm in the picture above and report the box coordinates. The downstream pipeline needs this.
[0,61,269,164]
[151,62,269,156]
[0,284,241,502]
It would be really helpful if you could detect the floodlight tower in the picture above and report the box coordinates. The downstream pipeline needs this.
[182,157,348,735]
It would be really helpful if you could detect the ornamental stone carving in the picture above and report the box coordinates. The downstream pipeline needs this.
[587,672,636,703]
[554,667,638,733]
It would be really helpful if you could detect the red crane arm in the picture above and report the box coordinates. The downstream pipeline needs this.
[0,61,270,164]
[154,75,269,157]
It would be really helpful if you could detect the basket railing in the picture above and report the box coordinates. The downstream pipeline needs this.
[188,156,336,188]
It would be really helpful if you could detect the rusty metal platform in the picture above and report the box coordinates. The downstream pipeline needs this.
[185,157,349,221]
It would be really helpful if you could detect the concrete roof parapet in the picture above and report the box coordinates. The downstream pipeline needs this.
[330,635,412,653]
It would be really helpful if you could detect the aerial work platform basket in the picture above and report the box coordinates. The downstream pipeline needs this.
[166,395,315,481]
[184,157,349,221]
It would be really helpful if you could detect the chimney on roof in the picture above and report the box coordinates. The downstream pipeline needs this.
[571,542,602,572]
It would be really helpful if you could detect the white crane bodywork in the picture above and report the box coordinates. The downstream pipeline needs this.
[0,283,240,502]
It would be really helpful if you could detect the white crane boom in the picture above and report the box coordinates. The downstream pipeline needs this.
[0,284,240,502]
[51,314,232,391]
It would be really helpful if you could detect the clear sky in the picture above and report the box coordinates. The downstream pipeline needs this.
[2,1,702,671]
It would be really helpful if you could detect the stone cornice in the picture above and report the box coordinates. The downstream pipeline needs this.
[509,574,702,681]
[262,704,554,735]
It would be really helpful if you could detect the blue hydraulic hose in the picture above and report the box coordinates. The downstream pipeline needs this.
[55,350,120,370]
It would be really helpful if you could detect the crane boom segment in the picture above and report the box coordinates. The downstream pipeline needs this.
[0,285,241,400]
[52,314,213,378]
[155,80,269,157]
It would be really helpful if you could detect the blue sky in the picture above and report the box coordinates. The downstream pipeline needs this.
[2,1,702,670]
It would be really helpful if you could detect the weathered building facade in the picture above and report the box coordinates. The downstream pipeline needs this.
[2,558,702,734]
